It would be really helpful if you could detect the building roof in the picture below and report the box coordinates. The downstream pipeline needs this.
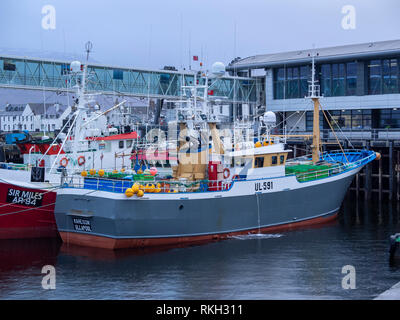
[0,104,25,116]
[27,103,68,117]
[227,39,400,70]
[0,103,68,118]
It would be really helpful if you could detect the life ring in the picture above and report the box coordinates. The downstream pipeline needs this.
[59,157,68,167]
[232,174,240,181]
[223,168,230,179]
[77,156,86,166]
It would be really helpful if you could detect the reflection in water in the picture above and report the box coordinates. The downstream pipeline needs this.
[0,196,400,299]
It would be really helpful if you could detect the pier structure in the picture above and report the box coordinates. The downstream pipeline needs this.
[0,55,259,124]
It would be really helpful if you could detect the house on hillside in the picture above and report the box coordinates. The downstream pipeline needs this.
[0,103,71,132]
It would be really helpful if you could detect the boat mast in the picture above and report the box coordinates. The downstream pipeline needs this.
[307,51,321,163]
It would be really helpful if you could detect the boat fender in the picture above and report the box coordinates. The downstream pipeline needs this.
[375,152,381,161]
[137,189,144,197]
[125,188,134,197]
[131,184,139,194]
[60,157,68,168]
[77,156,85,166]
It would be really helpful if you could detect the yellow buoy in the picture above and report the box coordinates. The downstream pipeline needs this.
[121,168,125,173]
[155,183,162,193]
[255,141,262,148]
[137,169,143,174]
[112,169,118,174]
[98,169,105,177]
[81,170,88,177]
[125,188,134,197]
[131,184,139,194]
[137,189,144,197]
[148,184,155,193]
[89,169,96,175]
[263,141,269,146]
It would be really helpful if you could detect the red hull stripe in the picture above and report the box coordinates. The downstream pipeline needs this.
[60,212,338,250]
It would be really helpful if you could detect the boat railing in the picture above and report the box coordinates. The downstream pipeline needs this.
[286,149,376,182]
[61,175,233,194]
[0,162,29,171]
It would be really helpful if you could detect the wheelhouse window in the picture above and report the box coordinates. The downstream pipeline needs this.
[254,157,264,168]
[119,140,124,148]
[126,140,132,148]
[280,155,285,164]
[271,156,278,165]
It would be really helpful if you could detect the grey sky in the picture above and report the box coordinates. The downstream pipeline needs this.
[1,0,399,70]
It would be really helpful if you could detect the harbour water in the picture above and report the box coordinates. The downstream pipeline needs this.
[0,195,399,300]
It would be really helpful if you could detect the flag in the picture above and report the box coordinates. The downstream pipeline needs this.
[193,55,198,61]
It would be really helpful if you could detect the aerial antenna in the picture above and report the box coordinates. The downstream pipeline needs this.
[85,41,93,62]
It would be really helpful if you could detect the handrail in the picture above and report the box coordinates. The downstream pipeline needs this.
[60,149,376,192]
[286,149,376,182]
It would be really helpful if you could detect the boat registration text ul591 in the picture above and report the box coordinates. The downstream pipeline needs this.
[254,181,274,192]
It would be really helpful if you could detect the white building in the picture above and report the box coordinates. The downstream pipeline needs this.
[0,103,71,132]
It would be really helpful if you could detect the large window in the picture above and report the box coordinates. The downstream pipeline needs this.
[383,59,398,94]
[273,68,285,99]
[332,63,346,96]
[305,111,324,131]
[319,62,357,97]
[306,109,371,131]
[378,109,400,128]
[320,64,331,97]
[346,62,357,95]
[368,58,399,95]
[273,65,309,99]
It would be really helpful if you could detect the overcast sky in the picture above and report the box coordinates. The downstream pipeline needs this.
[1,0,400,70]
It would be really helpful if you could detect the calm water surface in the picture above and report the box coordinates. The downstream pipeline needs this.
[1,196,400,300]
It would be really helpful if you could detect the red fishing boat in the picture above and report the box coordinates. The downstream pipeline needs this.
[0,178,58,239]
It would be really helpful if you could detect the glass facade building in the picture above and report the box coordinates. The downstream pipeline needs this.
[368,58,399,95]
[273,58,400,99]
[273,65,309,99]
[304,109,400,130]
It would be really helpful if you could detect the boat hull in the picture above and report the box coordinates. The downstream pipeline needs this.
[55,170,357,249]
[0,181,58,239]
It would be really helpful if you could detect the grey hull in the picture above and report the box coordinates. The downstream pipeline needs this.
[54,173,355,249]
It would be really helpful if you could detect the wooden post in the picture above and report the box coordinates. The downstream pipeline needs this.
[379,150,382,202]
[364,141,371,201]
[389,142,393,201]
[397,150,400,201]
[312,98,320,163]
[356,172,359,199]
